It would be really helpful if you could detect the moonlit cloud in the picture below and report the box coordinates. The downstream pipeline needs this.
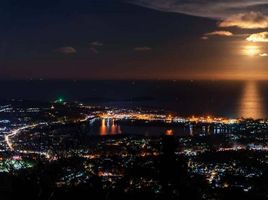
[55,47,77,54]
[134,47,152,51]
[246,32,268,42]
[128,0,268,19]
[205,31,233,37]
[259,53,268,57]
[219,12,268,29]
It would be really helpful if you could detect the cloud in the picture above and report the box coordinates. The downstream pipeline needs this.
[128,0,268,19]
[201,36,209,40]
[134,46,152,51]
[89,47,99,54]
[219,12,268,29]
[205,31,233,37]
[55,46,77,54]
[260,53,268,57]
[246,32,268,42]
[89,41,103,54]
[90,41,103,47]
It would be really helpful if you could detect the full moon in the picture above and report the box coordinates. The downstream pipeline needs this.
[243,46,260,57]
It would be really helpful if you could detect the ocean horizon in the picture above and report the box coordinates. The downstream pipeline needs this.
[0,80,266,119]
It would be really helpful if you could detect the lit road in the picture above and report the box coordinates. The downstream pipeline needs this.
[4,123,44,151]
[4,115,94,152]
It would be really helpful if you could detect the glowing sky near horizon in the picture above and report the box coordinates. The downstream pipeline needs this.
[1,0,268,80]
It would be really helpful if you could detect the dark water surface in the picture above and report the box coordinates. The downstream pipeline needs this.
[0,80,267,118]
[88,118,231,136]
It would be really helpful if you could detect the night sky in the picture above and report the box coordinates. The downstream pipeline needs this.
[1,0,268,80]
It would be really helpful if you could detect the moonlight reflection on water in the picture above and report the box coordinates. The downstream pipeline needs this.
[239,81,265,119]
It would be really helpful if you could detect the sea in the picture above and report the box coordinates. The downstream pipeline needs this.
[0,80,267,119]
